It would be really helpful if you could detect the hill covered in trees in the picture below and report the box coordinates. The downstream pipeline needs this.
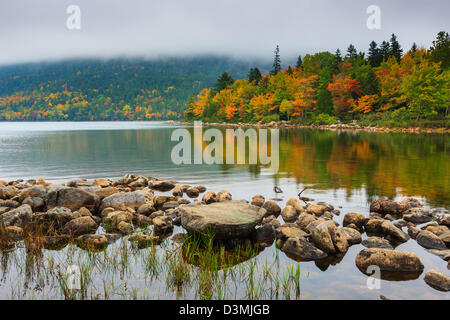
[186,32,450,127]
[0,57,257,120]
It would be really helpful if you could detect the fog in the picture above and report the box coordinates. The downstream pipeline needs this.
[0,0,448,65]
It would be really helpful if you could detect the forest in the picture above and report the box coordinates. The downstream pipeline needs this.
[0,57,254,121]
[185,32,449,128]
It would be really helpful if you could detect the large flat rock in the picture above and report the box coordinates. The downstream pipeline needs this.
[180,200,266,239]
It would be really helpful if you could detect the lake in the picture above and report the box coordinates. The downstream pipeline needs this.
[0,121,448,299]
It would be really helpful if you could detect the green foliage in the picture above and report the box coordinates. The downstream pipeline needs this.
[429,31,450,69]
[261,114,280,123]
[271,45,281,76]
[313,113,337,125]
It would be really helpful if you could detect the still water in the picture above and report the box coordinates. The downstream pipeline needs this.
[0,121,448,299]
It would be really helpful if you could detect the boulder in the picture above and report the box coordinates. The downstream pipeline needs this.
[306,204,327,217]
[153,195,176,209]
[370,199,408,215]
[153,216,173,235]
[281,237,327,261]
[103,211,133,231]
[76,234,109,251]
[101,190,152,211]
[186,187,200,198]
[128,234,162,248]
[275,224,309,241]
[93,178,111,188]
[148,180,175,192]
[94,187,120,199]
[438,214,450,227]
[217,190,232,202]
[400,197,422,209]
[117,221,134,234]
[0,204,33,227]
[47,186,100,212]
[424,224,449,237]
[355,248,424,273]
[281,205,298,223]
[262,200,281,217]
[424,270,450,292]
[343,212,365,229]
[172,185,183,197]
[285,198,304,213]
[180,200,266,239]
[362,236,393,249]
[196,185,207,193]
[17,185,47,202]
[296,212,317,231]
[254,223,276,243]
[311,220,348,254]
[340,227,362,245]
[202,192,218,204]
[137,203,155,216]
[416,230,447,250]
[403,207,433,224]
[22,197,45,212]
[62,216,98,236]
[380,220,409,242]
[427,249,450,261]
[32,207,77,234]
[251,195,265,207]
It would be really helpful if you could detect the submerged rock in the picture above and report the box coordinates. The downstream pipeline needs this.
[128,234,162,248]
[356,248,424,274]
[340,227,362,245]
[343,212,365,229]
[362,236,393,249]
[180,200,266,239]
[311,220,348,254]
[281,237,327,261]
[416,230,447,250]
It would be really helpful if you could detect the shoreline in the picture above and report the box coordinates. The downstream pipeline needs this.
[165,120,450,134]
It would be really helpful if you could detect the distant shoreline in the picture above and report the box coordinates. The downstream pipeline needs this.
[165,120,450,134]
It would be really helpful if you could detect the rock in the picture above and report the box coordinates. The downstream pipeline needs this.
[103,210,133,231]
[416,230,447,250]
[275,224,309,241]
[76,207,92,217]
[128,234,162,248]
[400,197,422,209]
[93,178,111,188]
[18,185,47,202]
[4,226,24,241]
[47,186,100,212]
[427,249,450,261]
[261,215,280,228]
[76,234,108,251]
[254,223,276,243]
[133,214,152,228]
[403,208,433,224]
[32,207,77,234]
[384,214,395,221]
[94,187,120,199]
[43,235,70,250]
[153,195,176,209]
[153,216,173,235]
[380,220,410,242]
[340,227,362,244]
[316,202,334,211]
[137,203,155,216]
[407,223,421,239]
[149,180,175,192]
[202,192,218,204]
[369,199,408,215]
[306,204,327,217]
[424,224,449,237]
[393,219,407,229]
[0,200,20,208]
[355,248,424,273]
[438,214,450,227]
[296,213,317,231]
[101,190,152,211]
[262,200,281,217]
[62,216,98,236]
[439,232,450,246]
[217,190,232,202]
[343,212,365,229]
[362,236,393,249]
[285,198,304,213]
[172,185,183,197]
[196,185,207,193]
[0,204,33,227]
[311,220,348,254]
[281,205,298,223]
[186,187,200,198]
[118,221,134,234]
[0,185,19,199]
[281,237,328,261]
[251,195,265,207]
[424,270,450,292]
[180,200,266,239]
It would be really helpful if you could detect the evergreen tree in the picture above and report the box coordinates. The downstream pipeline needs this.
[335,49,343,63]
[296,55,303,68]
[368,41,382,67]
[389,33,403,61]
[248,67,262,83]
[316,68,334,114]
[380,41,391,61]
[214,72,234,92]
[429,31,450,69]
[286,66,293,75]
[345,44,357,59]
[410,42,418,53]
[271,45,281,75]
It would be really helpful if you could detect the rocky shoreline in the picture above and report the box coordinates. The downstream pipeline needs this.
[1,175,449,292]
[165,120,450,134]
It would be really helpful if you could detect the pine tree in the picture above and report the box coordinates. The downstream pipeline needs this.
[380,41,391,61]
[410,42,418,53]
[287,66,293,75]
[296,55,303,68]
[368,41,382,67]
[248,67,262,83]
[345,44,357,59]
[389,33,403,61]
[316,67,334,114]
[429,31,450,69]
[271,45,281,75]
[214,72,234,92]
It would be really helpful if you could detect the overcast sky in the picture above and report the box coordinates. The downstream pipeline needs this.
[0,0,449,65]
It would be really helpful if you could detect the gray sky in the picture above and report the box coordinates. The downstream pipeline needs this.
[0,0,448,65]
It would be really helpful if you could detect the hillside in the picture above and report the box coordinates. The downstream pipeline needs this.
[0,57,257,120]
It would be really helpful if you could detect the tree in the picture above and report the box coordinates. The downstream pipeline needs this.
[248,68,262,83]
[316,67,334,114]
[280,100,294,119]
[328,75,362,116]
[296,55,303,68]
[389,33,403,62]
[346,44,357,59]
[271,45,281,75]
[368,41,382,67]
[410,42,418,53]
[214,72,234,92]
[335,49,343,63]
[429,31,450,69]
[380,41,390,61]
